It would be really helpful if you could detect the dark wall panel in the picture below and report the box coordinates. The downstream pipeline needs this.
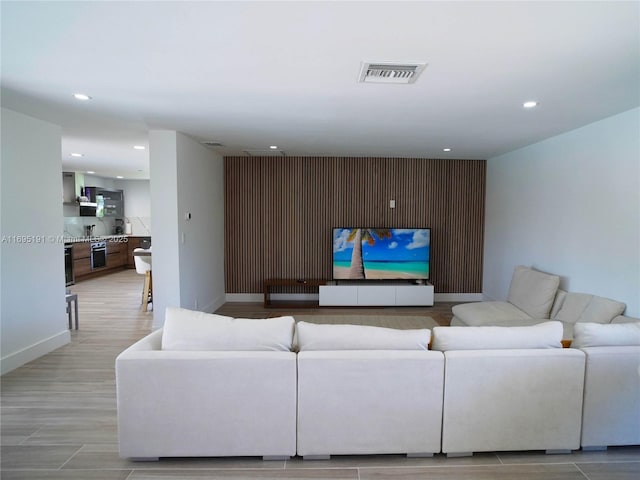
[224,157,485,293]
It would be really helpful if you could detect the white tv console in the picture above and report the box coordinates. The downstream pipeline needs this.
[319,282,434,307]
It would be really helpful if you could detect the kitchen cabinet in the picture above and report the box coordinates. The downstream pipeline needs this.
[72,242,92,278]
[107,239,127,268]
[70,237,130,282]
[97,188,124,217]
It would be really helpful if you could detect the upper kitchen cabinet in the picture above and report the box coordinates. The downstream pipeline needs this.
[62,173,125,217]
[97,188,124,217]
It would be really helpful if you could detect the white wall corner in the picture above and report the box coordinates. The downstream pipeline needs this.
[0,330,70,375]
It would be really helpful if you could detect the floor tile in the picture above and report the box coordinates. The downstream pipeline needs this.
[498,446,640,464]
[129,468,358,479]
[286,453,501,469]
[576,461,640,480]
[359,463,587,480]
[0,424,42,445]
[63,448,287,470]
[0,444,82,469]
[0,470,132,480]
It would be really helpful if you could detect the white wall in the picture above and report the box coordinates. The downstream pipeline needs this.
[115,179,151,235]
[484,108,640,316]
[176,133,225,314]
[1,108,70,374]
[149,131,181,328]
[117,179,150,217]
[149,131,225,328]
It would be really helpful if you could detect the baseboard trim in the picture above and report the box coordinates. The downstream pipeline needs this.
[203,293,227,313]
[225,293,483,303]
[1,330,71,375]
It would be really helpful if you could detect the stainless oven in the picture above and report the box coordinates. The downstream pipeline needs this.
[91,241,107,269]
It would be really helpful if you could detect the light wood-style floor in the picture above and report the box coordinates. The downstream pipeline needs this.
[1,269,639,480]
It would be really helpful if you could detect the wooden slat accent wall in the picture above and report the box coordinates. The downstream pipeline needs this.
[225,157,486,293]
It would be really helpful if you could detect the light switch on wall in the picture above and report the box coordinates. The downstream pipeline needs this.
[389,199,396,209]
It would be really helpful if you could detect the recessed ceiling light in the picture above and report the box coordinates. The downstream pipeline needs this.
[70,152,83,157]
[86,171,95,174]
[73,93,91,101]
[116,176,124,179]
[523,101,538,108]
[269,145,278,150]
[133,145,146,150]
[443,148,452,152]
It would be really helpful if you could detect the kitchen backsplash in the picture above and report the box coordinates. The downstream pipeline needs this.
[63,216,151,237]
[127,217,152,236]
[64,217,115,238]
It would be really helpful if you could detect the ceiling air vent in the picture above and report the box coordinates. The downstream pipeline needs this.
[358,61,427,84]
[201,141,224,147]
[243,149,285,157]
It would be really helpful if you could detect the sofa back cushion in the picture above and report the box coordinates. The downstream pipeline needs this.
[573,322,640,348]
[296,321,430,351]
[161,307,295,351]
[507,266,560,318]
[554,293,626,325]
[549,289,567,319]
[431,321,563,351]
[611,314,640,324]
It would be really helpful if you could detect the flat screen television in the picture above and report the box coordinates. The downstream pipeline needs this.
[332,228,430,280]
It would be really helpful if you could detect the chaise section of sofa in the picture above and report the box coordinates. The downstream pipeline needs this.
[451,266,626,339]
[295,322,443,458]
[573,320,640,450]
[451,265,560,327]
[432,322,586,456]
[116,308,297,460]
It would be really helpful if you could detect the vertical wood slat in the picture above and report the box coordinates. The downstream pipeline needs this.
[225,157,486,294]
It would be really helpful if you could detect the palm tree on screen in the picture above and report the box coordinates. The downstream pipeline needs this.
[347,228,392,279]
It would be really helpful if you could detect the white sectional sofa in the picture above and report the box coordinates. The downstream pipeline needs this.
[432,322,586,456]
[295,322,443,458]
[451,265,627,339]
[116,306,639,461]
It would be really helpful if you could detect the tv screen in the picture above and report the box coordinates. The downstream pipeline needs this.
[332,228,430,280]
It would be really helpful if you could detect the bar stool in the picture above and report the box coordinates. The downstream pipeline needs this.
[133,248,153,312]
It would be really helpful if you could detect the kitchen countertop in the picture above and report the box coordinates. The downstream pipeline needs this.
[64,235,150,243]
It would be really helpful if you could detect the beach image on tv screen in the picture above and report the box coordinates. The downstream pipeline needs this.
[333,228,430,280]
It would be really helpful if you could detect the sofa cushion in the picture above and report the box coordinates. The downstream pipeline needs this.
[549,289,567,319]
[451,301,533,325]
[554,293,626,324]
[572,322,640,348]
[507,266,560,319]
[431,321,563,351]
[161,307,295,351]
[611,314,640,324]
[296,321,430,351]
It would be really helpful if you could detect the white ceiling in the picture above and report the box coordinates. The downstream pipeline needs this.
[2,1,639,180]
